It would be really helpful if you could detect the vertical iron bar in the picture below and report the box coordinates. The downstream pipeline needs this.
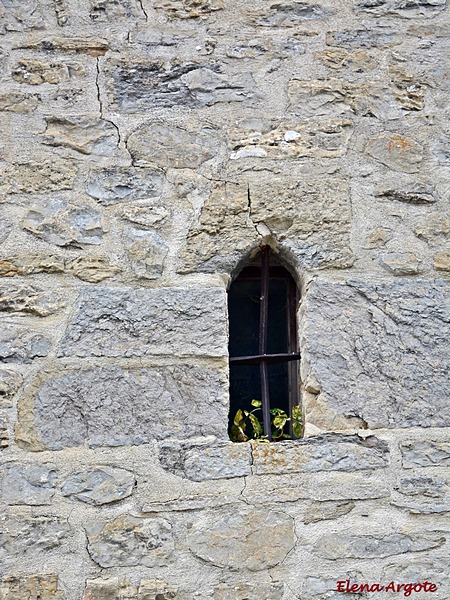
[259,246,271,440]
[287,276,300,437]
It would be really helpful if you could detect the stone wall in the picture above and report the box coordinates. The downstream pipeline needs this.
[0,0,449,597]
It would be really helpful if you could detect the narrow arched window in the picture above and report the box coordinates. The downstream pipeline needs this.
[228,246,301,441]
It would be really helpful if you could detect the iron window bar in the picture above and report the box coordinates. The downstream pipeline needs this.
[229,246,300,441]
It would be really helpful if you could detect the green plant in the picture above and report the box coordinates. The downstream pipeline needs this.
[230,399,303,442]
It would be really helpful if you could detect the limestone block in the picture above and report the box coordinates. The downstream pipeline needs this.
[0,284,63,317]
[43,117,119,156]
[61,466,136,505]
[138,580,177,600]
[85,167,164,205]
[89,0,143,21]
[154,0,223,18]
[0,326,51,363]
[375,183,437,204]
[313,532,445,559]
[0,574,66,600]
[17,36,109,56]
[67,256,119,282]
[212,583,284,600]
[301,278,450,429]
[379,252,422,275]
[400,440,450,468]
[127,123,220,169]
[85,515,174,567]
[3,159,77,194]
[59,287,227,357]
[251,435,388,475]
[229,117,353,159]
[304,500,355,524]
[82,578,136,600]
[254,1,334,27]
[159,442,252,481]
[106,60,257,112]
[315,48,377,72]
[414,212,450,244]
[187,508,295,570]
[0,416,8,449]
[0,369,22,406]
[0,254,65,277]
[17,365,228,449]
[0,0,44,34]
[0,514,71,558]
[119,203,170,229]
[434,252,450,271]
[0,92,39,112]
[0,462,56,505]
[12,59,84,85]
[365,133,424,173]
[325,28,401,48]
[178,180,259,274]
[354,0,447,17]
[123,227,168,279]
[22,198,105,246]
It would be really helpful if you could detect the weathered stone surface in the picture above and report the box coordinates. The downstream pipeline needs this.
[380,252,422,275]
[251,436,388,475]
[254,1,334,27]
[154,0,223,18]
[67,256,118,282]
[0,515,71,558]
[89,0,143,21]
[159,441,252,481]
[17,36,109,56]
[316,48,377,72]
[43,117,119,156]
[0,574,66,600]
[62,466,135,505]
[304,500,355,524]
[82,579,137,600]
[127,123,220,169]
[0,369,22,406]
[414,212,450,244]
[85,167,164,205]
[0,91,39,112]
[0,416,8,449]
[354,0,447,17]
[59,287,227,357]
[0,0,44,34]
[12,59,84,85]
[400,440,450,468]
[326,28,401,48]
[365,133,424,173]
[0,462,56,505]
[212,583,283,600]
[382,558,450,590]
[123,227,168,279]
[365,227,392,248]
[4,159,77,194]
[138,580,177,600]
[0,326,51,362]
[85,515,174,568]
[0,219,11,244]
[434,252,450,271]
[22,199,105,246]
[187,508,295,570]
[0,254,65,277]
[119,202,170,229]
[392,476,450,514]
[313,532,445,559]
[0,284,63,316]
[106,60,257,111]
[17,365,228,449]
[230,117,353,158]
[375,183,437,204]
[396,476,447,497]
[301,278,450,429]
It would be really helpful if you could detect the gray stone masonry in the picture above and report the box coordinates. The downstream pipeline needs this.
[0,0,449,597]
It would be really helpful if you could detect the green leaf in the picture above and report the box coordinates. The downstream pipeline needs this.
[233,409,245,428]
[251,399,262,408]
[272,412,288,429]
[249,413,263,437]
[230,424,248,442]
[293,421,303,438]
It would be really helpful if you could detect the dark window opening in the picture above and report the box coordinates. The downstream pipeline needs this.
[228,246,301,441]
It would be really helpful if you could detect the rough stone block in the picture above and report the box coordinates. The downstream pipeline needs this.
[379,252,422,275]
[326,28,401,48]
[375,183,437,204]
[12,59,76,85]
[255,1,334,27]
[154,0,223,18]
[313,532,445,559]
[0,514,71,558]
[354,0,447,17]
[0,369,22,406]
[400,440,450,468]
[123,227,168,279]
[365,133,424,173]
[82,578,136,600]
[85,166,164,205]
[434,252,450,271]
[42,117,119,156]
[251,435,388,475]
[0,326,51,363]
[0,462,56,505]
[0,415,9,449]
[16,36,109,56]
[0,0,44,34]
[59,287,227,357]
[212,582,283,599]
[0,254,65,277]
[127,123,220,169]
[0,218,12,244]
[0,284,63,317]
[304,500,355,524]
[0,574,66,600]
[89,0,143,21]
[22,198,105,246]
[138,580,177,600]
[62,466,136,505]
[3,159,77,194]
[414,212,450,244]
[187,507,295,570]
[301,278,450,430]
[67,256,118,282]
[85,515,174,567]
[17,365,228,450]
[0,92,39,112]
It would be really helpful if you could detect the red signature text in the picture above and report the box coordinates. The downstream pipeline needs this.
[336,580,438,596]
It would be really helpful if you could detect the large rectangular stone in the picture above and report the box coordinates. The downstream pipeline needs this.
[59,287,227,358]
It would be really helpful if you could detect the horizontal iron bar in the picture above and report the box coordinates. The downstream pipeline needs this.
[229,352,300,365]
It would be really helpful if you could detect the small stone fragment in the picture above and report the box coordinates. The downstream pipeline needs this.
[123,227,168,279]
[154,0,223,18]
[434,252,450,271]
[85,167,164,205]
[400,440,450,468]
[212,583,283,600]
[304,500,356,524]
[375,183,437,204]
[414,213,450,244]
[85,515,174,567]
[0,284,63,316]
[1,514,71,558]
[0,92,39,112]
[138,580,177,600]
[0,462,56,505]
[380,252,421,275]
[43,117,119,156]
[365,133,423,173]
[0,416,9,449]
[0,369,23,406]
[16,36,109,56]
[62,466,135,505]
[67,256,118,282]
[12,59,71,85]
[0,574,67,600]
[365,227,392,248]
[4,159,77,194]
[0,255,65,277]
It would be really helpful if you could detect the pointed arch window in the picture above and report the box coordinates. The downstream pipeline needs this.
[228,246,301,441]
